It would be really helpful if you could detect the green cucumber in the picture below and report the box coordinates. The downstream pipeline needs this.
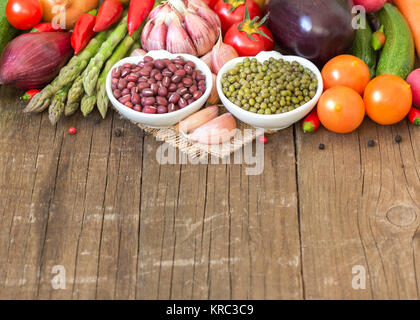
[0,0,19,56]
[376,3,415,79]
[350,22,377,78]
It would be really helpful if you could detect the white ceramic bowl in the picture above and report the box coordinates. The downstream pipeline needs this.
[217,51,323,130]
[106,50,213,128]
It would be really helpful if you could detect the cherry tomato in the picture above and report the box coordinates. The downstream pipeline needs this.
[224,9,274,57]
[213,0,261,34]
[6,0,43,30]
[321,55,371,95]
[364,75,412,125]
[317,86,365,134]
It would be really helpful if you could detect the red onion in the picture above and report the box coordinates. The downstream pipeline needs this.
[0,32,73,90]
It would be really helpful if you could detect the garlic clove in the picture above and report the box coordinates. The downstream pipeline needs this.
[155,4,174,23]
[130,48,148,57]
[145,20,167,51]
[211,30,239,74]
[149,4,167,20]
[141,20,154,50]
[184,12,217,56]
[176,105,219,133]
[197,7,221,30]
[188,0,221,30]
[200,51,212,70]
[189,113,237,145]
[166,16,197,55]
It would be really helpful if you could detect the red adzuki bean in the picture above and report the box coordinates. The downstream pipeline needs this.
[112,56,206,114]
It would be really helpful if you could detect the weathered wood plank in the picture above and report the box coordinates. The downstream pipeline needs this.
[243,129,302,299]
[295,59,420,300]
[136,134,183,299]
[1,58,419,300]
[356,119,420,299]
[69,114,115,300]
[136,128,303,299]
[296,126,372,299]
[35,111,102,299]
[94,117,144,300]
[296,118,420,299]
[0,87,63,299]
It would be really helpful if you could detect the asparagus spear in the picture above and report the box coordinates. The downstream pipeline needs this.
[83,15,129,96]
[96,81,110,120]
[67,74,84,106]
[24,31,109,113]
[49,85,71,125]
[65,103,80,117]
[65,69,87,116]
[81,94,97,117]
[97,28,141,119]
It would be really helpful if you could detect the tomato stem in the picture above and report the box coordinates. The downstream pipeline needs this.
[238,7,273,42]
[224,0,246,12]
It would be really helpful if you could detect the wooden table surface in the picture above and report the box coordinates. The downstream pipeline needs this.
[1,61,420,300]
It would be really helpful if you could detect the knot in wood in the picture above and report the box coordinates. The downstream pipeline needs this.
[385,205,417,227]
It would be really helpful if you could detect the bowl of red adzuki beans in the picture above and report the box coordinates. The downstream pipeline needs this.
[106,50,212,128]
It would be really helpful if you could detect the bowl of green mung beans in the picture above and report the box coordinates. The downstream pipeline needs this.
[217,51,323,130]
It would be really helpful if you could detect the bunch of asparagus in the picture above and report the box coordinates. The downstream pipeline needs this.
[24,15,142,125]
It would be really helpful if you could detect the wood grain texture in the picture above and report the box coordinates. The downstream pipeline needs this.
[0,86,302,299]
[0,61,419,300]
[296,119,420,299]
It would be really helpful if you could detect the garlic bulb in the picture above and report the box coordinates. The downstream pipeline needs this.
[141,0,221,57]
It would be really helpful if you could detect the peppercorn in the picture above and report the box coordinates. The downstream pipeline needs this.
[319,143,325,150]
[368,140,375,147]
[114,129,122,137]
[395,135,402,143]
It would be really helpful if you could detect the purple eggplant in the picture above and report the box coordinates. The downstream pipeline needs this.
[266,0,355,66]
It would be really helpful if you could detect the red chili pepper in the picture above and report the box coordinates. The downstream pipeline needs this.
[372,26,386,51]
[408,107,420,126]
[94,0,124,32]
[21,89,41,102]
[71,10,97,55]
[128,0,155,36]
[30,22,65,33]
[302,108,320,133]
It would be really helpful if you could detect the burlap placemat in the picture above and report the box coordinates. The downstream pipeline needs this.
[114,104,276,159]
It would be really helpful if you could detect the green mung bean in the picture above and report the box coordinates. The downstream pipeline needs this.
[221,57,318,115]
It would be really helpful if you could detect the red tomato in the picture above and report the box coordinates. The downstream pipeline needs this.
[364,75,412,125]
[321,55,371,95]
[224,10,274,57]
[317,86,365,134]
[213,0,261,34]
[6,0,43,30]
